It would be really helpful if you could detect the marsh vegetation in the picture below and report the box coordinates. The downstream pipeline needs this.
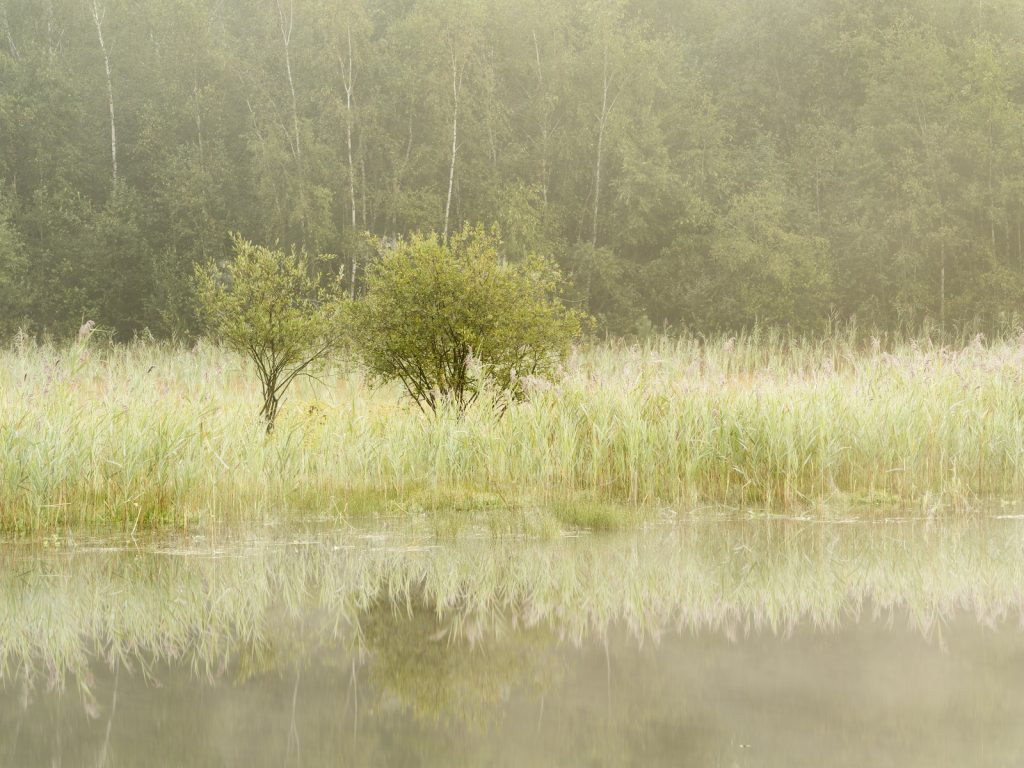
[4,330,1024,532]
[5,0,1024,763]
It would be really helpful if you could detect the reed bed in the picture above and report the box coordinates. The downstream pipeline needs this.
[3,330,1024,531]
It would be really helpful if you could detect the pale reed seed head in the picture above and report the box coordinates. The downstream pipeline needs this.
[77,320,96,344]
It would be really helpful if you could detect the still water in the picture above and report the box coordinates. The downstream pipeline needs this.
[2,515,1024,766]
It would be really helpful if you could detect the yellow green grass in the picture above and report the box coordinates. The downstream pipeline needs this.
[3,330,1024,532]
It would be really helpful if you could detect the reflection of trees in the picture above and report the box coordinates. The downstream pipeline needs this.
[1,516,1024,694]
[3,518,1024,765]
[360,597,558,728]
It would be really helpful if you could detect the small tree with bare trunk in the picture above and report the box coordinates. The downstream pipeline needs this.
[195,234,345,432]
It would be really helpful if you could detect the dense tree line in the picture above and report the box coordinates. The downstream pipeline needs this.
[2,0,1024,338]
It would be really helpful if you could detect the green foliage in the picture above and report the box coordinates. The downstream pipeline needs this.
[0,190,27,336]
[194,234,344,431]
[674,189,833,331]
[7,0,1024,335]
[562,242,648,335]
[351,224,583,412]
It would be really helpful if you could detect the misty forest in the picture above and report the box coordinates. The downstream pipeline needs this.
[4,0,1024,337]
[4,1,1024,766]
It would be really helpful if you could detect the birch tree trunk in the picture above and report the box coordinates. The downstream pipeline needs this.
[193,76,205,167]
[342,25,357,230]
[532,30,549,207]
[360,154,367,228]
[442,36,463,243]
[340,23,358,296]
[193,75,212,259]
[275,0,301,164]
[90,0,117,189]
[591,45,614,246]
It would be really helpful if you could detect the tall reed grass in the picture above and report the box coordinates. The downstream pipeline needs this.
[3,329,1024,531]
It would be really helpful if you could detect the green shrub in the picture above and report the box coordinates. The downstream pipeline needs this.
[351,224,584,412]
[195,234,345,431]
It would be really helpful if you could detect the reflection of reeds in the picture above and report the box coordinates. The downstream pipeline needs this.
[3,517,1023,690]
[5,332,1024,530]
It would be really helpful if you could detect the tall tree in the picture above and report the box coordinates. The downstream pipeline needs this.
[88,0,117,189]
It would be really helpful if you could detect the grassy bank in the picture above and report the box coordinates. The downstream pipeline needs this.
[2,331,1024,531]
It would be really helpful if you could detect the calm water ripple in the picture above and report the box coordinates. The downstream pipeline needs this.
[2,516,1023,766]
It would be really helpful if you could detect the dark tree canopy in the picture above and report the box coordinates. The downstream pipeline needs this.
[3,0,1024,337]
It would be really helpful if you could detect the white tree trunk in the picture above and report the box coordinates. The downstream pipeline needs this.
[360,154,367,228]
[275,0,300,163]
[592,46,612,246]
[193,78,205,166]
[90,0,117,189]
[340,23,359,296]
[342,25,357,229]
[533,30,549,207]
[443,42,462,242]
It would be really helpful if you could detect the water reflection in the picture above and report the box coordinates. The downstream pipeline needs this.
[2,516,1024,766]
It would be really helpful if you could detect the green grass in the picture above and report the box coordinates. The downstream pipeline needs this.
[3,329,1024,531]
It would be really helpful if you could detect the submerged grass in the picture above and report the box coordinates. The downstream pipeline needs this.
[3,329,1024,531]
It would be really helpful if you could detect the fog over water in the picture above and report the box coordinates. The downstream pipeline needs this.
[3,516,1024,766]
[5,1,1024,764]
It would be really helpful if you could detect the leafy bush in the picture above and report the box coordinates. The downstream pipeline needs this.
[351,224,583,412]
[195,234,345,431]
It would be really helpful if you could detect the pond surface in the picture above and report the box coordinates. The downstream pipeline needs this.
[2,515,1024,766]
